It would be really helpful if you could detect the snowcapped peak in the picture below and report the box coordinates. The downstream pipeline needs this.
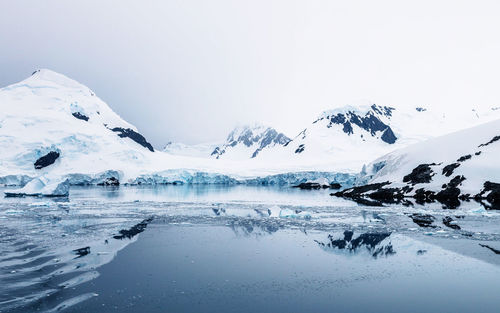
[212,124,290,159]
[23,69,88,90]
[318,104,395,121]
[226,123,272,142]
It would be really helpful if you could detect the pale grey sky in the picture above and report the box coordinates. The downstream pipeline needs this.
[1,0,500,146]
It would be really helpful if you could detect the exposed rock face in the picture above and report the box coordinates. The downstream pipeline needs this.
[332,119,500,209]
[34,151,60,169]
[403,164,436,185]
[294,144,305,154]
[457,154,472,162]
[72,112,89,121]
[324,104,397,144]
[442,163,460,177]
[293,182,342,190]
[212,126,290,159]
[408,213,436,228]
[111,127,155,152]
[478,135,500,147]
[97,177,120,186]
[443,216,461,230]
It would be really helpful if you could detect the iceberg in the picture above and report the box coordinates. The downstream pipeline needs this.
[5,177,70,197]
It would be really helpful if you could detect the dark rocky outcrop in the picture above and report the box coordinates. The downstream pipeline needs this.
[72,112,89,121]
[97,177,120,186]
[478,135,500,148]
[330,183,342,189]
[327,105,397,144]
[475,181,500,210]
[113,217,153,240]
[403,164,436,185]
[442,216,461,230]
[210,147,221,156]
[457,154,472,162]
[442,163,460,177]
[34,151,60,169]
[381,127,397,144]
[294,182,342,190]
[408,213,436,228]
[295,144,305,154]
[251,130,291,158]
[111,127,154,152]
[293,182,326,189]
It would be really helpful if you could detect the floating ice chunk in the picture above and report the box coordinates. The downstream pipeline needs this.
[4,177,70,197]
[471,207,487,214]
[28,201,53,207]
[279,208,312,219]
[42,179,70,197]
[267,205,281,217]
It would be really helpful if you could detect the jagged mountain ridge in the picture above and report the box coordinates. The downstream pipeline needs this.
[211,125,291,159]
[313,104,397,144]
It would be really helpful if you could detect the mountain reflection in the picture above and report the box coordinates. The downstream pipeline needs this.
[229,219,283,236]
[315,230,396,258]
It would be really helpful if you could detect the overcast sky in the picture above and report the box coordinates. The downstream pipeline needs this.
[1,0,500,146]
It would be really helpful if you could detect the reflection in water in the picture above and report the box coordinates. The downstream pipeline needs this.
[113,217,153,240]
[73,246,91,259]
[229,219,283,237]
[315,230,396,258]
[2,185,500,312]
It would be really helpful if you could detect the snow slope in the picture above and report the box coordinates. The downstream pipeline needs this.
[0,69,163,182]
[361,118,500,201]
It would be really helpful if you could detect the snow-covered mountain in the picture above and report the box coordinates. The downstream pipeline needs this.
[1,69,499,192]
[335,119,500,208]
[269,103,500,172]
[163,141,220,158]
[210,124,290,159]
[0,70,357,188]
[0,69,159,184]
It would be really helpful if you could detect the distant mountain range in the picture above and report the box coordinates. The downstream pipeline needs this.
[165,103,500,172]
[1,69,500,190]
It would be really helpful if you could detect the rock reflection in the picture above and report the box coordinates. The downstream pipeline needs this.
[113,217,153,240]
[315,230,396,258]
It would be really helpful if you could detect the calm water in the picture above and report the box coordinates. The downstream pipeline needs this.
[1,185,500,312]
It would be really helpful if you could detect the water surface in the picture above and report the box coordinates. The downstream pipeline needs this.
[1,185,500,312]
